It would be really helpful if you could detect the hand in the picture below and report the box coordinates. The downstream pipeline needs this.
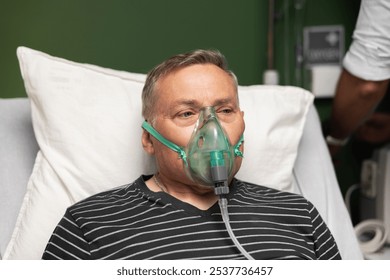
[327,143,343,159]
[355,113,390,144]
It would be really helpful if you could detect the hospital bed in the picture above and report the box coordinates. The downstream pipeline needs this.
[0,47,363,259]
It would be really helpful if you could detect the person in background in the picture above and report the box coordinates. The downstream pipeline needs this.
[41,49,340,260]
[326,0,390,157]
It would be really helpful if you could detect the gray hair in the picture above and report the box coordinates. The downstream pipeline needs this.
[141,49,238,123]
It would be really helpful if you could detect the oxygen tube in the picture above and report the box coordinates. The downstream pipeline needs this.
[210,151,255,260]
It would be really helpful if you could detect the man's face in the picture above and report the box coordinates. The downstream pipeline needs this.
[145,63,245,187]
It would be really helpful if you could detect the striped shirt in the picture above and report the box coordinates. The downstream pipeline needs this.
[42,175,341,260]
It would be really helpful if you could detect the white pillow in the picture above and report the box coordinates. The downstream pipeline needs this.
[4,46,313,259]
[236,84,313,189]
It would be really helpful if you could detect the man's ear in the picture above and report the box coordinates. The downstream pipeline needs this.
[142,130,155,155]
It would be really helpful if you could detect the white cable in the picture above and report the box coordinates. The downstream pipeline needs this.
[218,197,254,260]
[354,219,388,254]
[344,184,360,217]
[344,184,388,253]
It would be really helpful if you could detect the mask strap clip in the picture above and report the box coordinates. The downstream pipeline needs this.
[233,135,244,157]
[142,121,188,165]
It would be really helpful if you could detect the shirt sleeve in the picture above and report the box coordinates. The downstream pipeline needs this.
[308,201,342,260]
[42,209,91,260]
[343,0,390,80]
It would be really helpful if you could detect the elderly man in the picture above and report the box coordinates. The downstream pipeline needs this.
[42,49,340,260]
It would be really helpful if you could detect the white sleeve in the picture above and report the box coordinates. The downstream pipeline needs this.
[343,0,390,81]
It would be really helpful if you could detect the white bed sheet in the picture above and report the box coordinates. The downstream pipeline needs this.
[292,104,363,259]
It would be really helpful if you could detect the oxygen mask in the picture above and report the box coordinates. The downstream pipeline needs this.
[142,106,253,259]
[142,106,244,194]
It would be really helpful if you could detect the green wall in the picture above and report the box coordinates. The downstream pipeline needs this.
[1,0,269,98]
[1,0,359,99]
[0,0,361,194]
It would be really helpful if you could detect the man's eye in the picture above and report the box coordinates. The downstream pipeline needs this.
[218,108,233,114]
[179,111,195,118]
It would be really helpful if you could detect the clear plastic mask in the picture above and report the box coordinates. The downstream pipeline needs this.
[142,106,244,188]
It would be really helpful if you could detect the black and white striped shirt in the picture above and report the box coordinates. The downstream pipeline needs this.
[42,175,341,260]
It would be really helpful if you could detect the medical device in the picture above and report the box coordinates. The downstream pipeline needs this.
[356,144,390,253]
[142,107,253,259]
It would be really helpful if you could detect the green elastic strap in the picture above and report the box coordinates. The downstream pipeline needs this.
[234,135,244,158]
[142,121,188,165]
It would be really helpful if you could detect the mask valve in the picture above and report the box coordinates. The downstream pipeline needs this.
[210,151,229,195]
